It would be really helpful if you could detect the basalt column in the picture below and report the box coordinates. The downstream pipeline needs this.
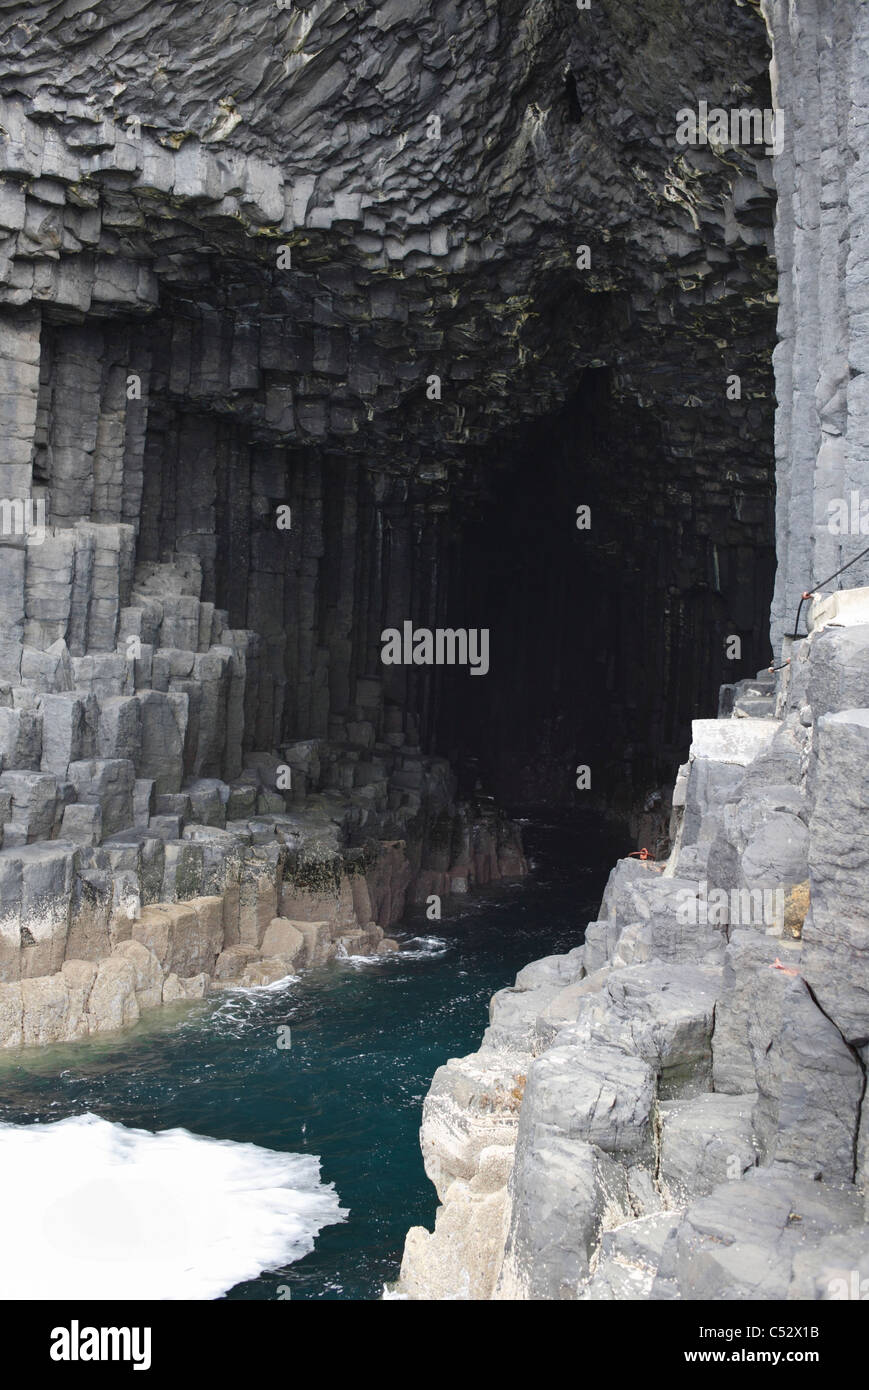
[763,0,869,652]
[0,0,781,1039]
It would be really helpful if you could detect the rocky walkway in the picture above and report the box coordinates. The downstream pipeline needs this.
[397,590,869,1300]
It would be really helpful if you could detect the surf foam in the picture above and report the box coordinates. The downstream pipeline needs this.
[0,1112,346,1300]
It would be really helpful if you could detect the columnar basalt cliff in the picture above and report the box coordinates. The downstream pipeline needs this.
[397,0,869,1301]
[4,0,866,1307]
[0,1,781,1043]
[764,0,869,654]
[0,0,777,787]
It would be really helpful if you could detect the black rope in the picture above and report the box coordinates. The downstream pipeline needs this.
[769,540,869,672]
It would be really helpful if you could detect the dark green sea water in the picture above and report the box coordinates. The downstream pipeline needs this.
[0,813,625,1301]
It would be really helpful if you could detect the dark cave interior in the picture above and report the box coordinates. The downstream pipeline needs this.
[3,0,780,832]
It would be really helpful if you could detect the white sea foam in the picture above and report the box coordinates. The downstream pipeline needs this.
[200,975,300,1037]
[0,1112,346,1300]
[335,952,384,968]
[334,943,406,969]
[399,934,450,958]
[222,972,300,995]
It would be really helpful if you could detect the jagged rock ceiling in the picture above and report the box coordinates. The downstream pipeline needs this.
[0,0,778,807]
[1,0,775,463]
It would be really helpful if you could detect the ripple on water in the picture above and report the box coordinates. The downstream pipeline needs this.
[0,813,627,1301]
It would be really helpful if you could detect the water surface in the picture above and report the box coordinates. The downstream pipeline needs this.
[0,813,624,1300]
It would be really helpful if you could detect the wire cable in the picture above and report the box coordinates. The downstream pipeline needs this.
[769,541,869,672]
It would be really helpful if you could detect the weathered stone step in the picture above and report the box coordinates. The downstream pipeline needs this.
[732,694,777,718]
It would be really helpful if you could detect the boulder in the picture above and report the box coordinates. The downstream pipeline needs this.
[290,918,336,968]
[136,689,188,794]
[240,957,293,986]
[96,695,142,764]
[60,958,97,1035]
[789,1230,869,1300]
[418,1050,529,1200]
[213,943,261,981]
[20,970,70,1045]
[707,783,809,905]
[680,756,744,850]
[162,972,208,1002]
[185,777,227,828]
[132,897,221,977]
[483,979,574,1054]
[259,916,305,967]
[161,839,204,900]
[0,704,42,769]
[15,843,76,978]
[67,757,134,836]
[60,801,102,846]
[608,875,726,967]
[805,624,869,719]
[86,952,140,1033]
[400,1144,515,1302]
[112,938,164,1011]
[513,948,586,991]
[0,979,23,1046]
[0,769,60,841]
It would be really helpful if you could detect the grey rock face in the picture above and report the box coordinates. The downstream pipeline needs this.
[659,1093,758,1201]
[789,1231,869,1301]
[497,1133,631,1300]
[752,976,864,1181]
[681,758,745,851]
[805,628,869,721]
[416,1049,530,1200]
[707,785,808,901]
[483,980,576,1056]
[584,859,725,971]
[522,1043,657,1166]
[513,949,586,992]
[651,1170,866,1301]
[580,1212,682,1301]
[763,0,869,650]
[712,929,802,1095]
[403,619,869,1299]
[567,961,722,1098]
[802,710,869,1042]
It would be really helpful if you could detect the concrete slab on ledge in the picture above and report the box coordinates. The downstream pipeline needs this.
[808,586,869,633]
[689,717,779,766]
